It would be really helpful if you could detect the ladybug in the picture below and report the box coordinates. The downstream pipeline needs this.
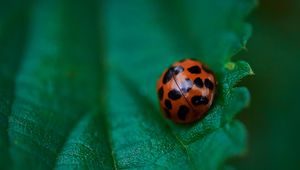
[156,59,217,124]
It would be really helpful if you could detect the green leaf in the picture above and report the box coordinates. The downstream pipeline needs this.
[0,0,256,169]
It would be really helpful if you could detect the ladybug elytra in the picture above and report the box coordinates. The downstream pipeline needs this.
[157,59,217,124]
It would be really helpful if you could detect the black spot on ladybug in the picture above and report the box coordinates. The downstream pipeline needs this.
[202,65,212,73]
[204,78,214,90]
[194,77,203,88]
[191,96,209,106]
[163,67,174,84]
[164,108,171,119]
[180,78,193,93]
[164,99,172,110]
[168,89,182,100]
[187,65,201,74]
[177,105,189,121]
[158,87,164,100]
[173,66,184,75]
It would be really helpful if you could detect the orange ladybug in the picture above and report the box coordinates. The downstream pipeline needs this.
[157,59,217,123]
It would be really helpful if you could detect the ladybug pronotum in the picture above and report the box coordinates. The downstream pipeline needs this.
[156,59,217,124]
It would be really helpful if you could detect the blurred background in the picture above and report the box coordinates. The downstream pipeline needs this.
[234,0,300,169]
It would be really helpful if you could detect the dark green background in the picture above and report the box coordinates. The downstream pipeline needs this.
[235,0,300,169]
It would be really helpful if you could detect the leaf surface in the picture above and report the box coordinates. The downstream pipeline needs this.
[0,0,256,169]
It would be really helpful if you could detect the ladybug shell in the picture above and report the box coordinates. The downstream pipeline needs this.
[156,59,217,124]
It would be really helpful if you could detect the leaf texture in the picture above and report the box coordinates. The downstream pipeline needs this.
[0,0,256,169]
